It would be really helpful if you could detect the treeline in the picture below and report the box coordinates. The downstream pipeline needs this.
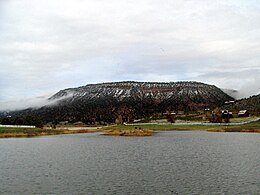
[223,94,260,117]
[0,115,43,128]
[31,96,222,124]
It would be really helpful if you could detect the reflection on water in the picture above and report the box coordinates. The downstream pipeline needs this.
[0,131,259,194]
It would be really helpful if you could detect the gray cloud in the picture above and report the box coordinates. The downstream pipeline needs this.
[0,0,260,109]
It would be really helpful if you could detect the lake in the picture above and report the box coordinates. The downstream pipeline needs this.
[0,131,259,194]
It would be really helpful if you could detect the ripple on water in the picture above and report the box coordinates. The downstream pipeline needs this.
[0,131,259,194]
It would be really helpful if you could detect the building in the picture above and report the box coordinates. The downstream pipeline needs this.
[73,121,85,126]
[238,110,249,117]
[59,121,69,125]
[222,110,233,119]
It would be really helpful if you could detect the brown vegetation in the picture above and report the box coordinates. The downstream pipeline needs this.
[208,128,260,133]
[103,129,153,136]
[0,127,100,138]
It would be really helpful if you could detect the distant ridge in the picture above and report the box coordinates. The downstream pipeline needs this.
[224,94,260,113]
[2,81,234,123]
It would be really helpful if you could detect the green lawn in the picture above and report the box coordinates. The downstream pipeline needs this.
[103,120,260,132]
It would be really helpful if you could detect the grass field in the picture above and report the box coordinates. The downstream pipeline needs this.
[103,120,260,132]
[207,120,260,133]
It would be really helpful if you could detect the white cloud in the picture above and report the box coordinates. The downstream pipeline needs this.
[0,0,260,108]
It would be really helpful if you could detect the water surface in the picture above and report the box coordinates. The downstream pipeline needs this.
[0,131,259,194]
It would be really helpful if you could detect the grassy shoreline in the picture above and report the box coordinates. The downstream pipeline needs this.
[0,120,259,138]
[0,127,101,138]
[103,129,153,136]
[103,120,260,133]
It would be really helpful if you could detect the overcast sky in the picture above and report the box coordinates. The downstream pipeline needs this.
[0,0,260,110]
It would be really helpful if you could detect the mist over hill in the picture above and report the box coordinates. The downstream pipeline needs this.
[221,89,239,99]
[1,81,234,124]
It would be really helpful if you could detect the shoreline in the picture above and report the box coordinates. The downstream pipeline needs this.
[207,128,260,133]
[0,128,101,138]
[1,120,259,138]
[103,129,153,136]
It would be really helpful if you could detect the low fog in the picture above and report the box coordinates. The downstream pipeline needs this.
[0,93,74,112]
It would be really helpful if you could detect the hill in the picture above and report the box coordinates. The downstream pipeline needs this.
[2,81,234,124]
[224,94,260,113]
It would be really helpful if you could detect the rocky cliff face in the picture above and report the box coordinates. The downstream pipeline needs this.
[50,81,231,103]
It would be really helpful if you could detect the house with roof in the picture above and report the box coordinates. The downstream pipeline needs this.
[222,110,233,119]
[238,110,249,117]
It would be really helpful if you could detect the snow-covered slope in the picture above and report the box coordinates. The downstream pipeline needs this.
[50,81,232,104]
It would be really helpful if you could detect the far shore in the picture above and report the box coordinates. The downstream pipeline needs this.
[0,119,259,138]
[0,127,101,138]
[101,119,260,135]
[207,128,260,133]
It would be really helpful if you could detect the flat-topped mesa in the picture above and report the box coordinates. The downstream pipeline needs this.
[49,81,226,102]
[9,81,234,123]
